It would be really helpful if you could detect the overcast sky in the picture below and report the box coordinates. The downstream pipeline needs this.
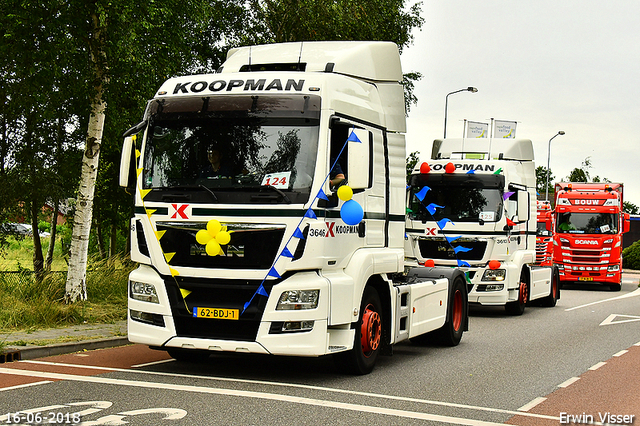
[401,0,640,205]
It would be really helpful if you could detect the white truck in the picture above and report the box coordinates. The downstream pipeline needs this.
[405,138,559,315]
[119,41,468,374]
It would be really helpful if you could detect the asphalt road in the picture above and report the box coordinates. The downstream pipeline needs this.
[1,274,639,425]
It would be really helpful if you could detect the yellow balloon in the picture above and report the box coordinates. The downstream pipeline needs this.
[206,239,221,256]
[337,185,353,201]
[196,229,212,245]
[207,219,222,236]
[215,231,231,245]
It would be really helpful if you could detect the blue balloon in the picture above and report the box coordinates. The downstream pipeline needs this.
[341,199,364,225]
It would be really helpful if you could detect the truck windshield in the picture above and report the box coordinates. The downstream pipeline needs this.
[407,173,505,222]
[556,212,618,234]
[140,95,320,204]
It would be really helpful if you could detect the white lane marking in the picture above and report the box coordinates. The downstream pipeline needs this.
[0,367,523,426]
[517,397,546,412]
[131,359,176,368]
[557,377,580,388]
[599,314,640,326]
[635,341,640,346]
[565,287,640,311]
[589,362,607,371]
[613,350,628,357]
[0,380,52,392]
[5,363,561,422]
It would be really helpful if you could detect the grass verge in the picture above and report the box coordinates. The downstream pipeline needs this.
[0,254,133,334]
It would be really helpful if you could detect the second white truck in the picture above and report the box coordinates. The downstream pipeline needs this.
[405,138,559,315]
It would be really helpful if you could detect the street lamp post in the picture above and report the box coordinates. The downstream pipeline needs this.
[444,87,478,138]
[545,131,566,201]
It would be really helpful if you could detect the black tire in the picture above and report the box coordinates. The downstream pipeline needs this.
[434,275,467,346]
[333,286,382,375]
[610,283,622,291]
[505,273,528,316]
[540,267,560,307]
[166,348,210,362]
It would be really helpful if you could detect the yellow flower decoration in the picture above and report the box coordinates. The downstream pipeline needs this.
[195,219,231,256]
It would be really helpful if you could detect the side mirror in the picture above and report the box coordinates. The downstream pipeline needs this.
[347,128,370,190]
[119,135,136,188]
[545,211,552,232]
[623,212,630,233]
[517,190,530,221]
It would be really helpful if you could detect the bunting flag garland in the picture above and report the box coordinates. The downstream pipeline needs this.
[437,218,453,229]
[426,203,444,215]
[241,126,365,314]
[316,188,329,201]
[415,186,430,201]
[411,184,475,271]
[503,191,515,200]
[454,246,472,254]
[280,247,294,258]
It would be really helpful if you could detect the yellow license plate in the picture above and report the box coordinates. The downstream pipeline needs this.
[193,307,239,320]
[579,277,594,281]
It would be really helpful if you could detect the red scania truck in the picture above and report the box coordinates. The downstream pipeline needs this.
[553,182,630,290]
[536,200,553,266]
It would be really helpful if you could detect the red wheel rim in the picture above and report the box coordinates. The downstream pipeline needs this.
[360,304,381,356]
[519,281,528,304]
[452,290,463,331]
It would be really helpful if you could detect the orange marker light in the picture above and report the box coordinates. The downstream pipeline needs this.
[425,259,435,267]
[488,260,501,270]
[420,162,431,174]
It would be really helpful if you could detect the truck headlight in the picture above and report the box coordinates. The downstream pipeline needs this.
[482,269,506,281]
[608,264,620,272]
[130,281,159,303]
[276,290,319,310]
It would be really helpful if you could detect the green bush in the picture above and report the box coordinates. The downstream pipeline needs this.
[622,240,640,270]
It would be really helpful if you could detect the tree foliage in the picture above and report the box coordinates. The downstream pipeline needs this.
[0,0,426,300]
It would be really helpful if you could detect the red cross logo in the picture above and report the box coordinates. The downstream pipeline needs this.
[171,204,189,219]
[325,222,335,237]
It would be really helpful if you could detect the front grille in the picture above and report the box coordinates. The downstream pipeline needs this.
[418,238,487,261]
[157,222,285,269]
[165,276,276,341]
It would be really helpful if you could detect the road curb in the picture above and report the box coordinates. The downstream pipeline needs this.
[3,337,130,361]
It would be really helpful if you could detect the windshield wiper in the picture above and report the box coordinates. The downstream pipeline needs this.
[158,185,218,202]
[252,185,291,204]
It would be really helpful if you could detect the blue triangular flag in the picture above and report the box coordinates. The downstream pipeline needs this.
[281,247,294,258]
[347,130,362,143]
[304,208,317,219]
[445,236,461,243]
[257,284,269,297]
[243,301,250,312]
[293,228,305,239]
[426,203,444,215]
[454,246,472,254]
[503,191,515,200]
[317,188,329,201]
[267,267,281,279]
[415,186,430,201]
[466,169,475,174]
[457,259,471,267]
[437,218,453,229]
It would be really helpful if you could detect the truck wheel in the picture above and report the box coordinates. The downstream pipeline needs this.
[609,283,622,291]
[540,267,560,307]
[505,278,527,316]
[334,286,382,375]
[433,275,467,346]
